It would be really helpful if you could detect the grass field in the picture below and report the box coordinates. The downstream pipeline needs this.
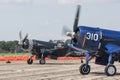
[0,53,29,56]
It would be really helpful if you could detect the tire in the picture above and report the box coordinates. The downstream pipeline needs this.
[27,59,33,64]
[105,64,116,76]
[39,59,46,64]
[79,64,90,75]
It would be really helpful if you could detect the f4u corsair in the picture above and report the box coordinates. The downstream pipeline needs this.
[18,31,84,65]
[63,5,120,76]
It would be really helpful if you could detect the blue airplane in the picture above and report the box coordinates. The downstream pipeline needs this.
[63,5,120,76]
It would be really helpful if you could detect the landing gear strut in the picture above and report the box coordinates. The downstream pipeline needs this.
[105,53,116,76]
[39,49,46,64]
[80,53,91,75]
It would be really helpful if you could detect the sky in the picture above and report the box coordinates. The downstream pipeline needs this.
[0,0,120,41]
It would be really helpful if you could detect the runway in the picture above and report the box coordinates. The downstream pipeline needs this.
[0,60,120,80]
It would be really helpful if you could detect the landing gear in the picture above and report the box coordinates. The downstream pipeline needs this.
[39,49,46,64]
[27,54,33,64]
[39,59,46,64]
[80,64,90,75]
[79,50,117,76]
[104,53,116,76]
[27,58,33,64]
[105,64,116,76]
[80,53,91,75]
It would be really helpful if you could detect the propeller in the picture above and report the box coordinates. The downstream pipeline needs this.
[73,5,80,33]
[62,26,72,35]
[18,31,28,46]
[19,31,23,45]
[23,33,28,43]
[18,31,33,51]
[62,5,81,38]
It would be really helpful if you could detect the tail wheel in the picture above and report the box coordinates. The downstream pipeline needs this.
[39,59,46,64]
[79,64,90,75]
[27,58,33,64]
[105,64,116,76]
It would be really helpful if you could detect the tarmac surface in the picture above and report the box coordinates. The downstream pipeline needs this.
[0,60,120,80]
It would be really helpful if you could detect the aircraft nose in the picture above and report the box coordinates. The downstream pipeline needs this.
[22,39,33,51]
[22,39,29,49]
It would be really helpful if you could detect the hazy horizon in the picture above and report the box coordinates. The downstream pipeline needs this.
[0,0,120,41]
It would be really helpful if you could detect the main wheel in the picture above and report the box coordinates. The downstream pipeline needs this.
[27,58,33,64]
[39,59,46,64]
[79,64,90,75]
[105,64,116,76]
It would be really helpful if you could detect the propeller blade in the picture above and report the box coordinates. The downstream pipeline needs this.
[62,26,72,36]
[19,31,23,45]
[23,33,28,42]
[19,31,22,40]
[73,5,81,32]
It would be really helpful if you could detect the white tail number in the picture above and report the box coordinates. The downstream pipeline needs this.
[86,32,99,41]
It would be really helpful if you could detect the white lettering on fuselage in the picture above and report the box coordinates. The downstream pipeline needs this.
[86,32,99,41]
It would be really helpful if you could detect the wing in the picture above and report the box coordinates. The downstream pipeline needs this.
[105,44,120,53]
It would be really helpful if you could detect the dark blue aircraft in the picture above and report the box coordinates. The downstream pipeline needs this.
[63,5,120,76]
[18,31,84,65]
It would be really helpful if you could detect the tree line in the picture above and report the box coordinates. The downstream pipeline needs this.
[0,39,71,53]
[0,40,24,53]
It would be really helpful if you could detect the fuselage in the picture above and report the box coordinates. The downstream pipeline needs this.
[74,26,120,52]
